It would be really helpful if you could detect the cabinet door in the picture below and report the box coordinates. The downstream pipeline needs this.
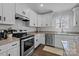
[48,14,53,26]
[29,10,37,27]
[39,34,45,44]
[55,35,65,49]
[34,13,38,27]
[42,16,46,27]
[0,52,7,56]
[34,39,39,48]
[34,34,45,48]
[73,7,79,26]
[0,4,3,23]
[34,34,40,48]
[44,15,49,27]
[7,47,20,56]
[37,15,43,27]
[3,3,15,24]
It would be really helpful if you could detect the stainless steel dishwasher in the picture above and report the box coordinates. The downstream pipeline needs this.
[45,34,55,47]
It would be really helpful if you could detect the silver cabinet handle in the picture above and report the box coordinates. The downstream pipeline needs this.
[36,39,38,41]
[0,16,1,20]
[76,21,77,24]
[12,43,17,46]
[0,49,1,51]
[4,17,6,21]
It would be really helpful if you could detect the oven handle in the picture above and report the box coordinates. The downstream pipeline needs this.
[21,37,34,42]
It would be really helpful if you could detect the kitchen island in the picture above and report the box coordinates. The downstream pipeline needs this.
[62,40,79,56]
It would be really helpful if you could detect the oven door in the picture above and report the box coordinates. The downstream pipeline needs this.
[21,37,34,56]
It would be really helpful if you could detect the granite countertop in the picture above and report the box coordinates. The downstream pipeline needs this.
[62,41,79,56]
[27,31,79,36]
[0,37,20,46]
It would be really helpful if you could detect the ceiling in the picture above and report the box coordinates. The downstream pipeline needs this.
[26,3,77,14]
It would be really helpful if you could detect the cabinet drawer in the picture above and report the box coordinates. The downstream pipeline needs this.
[8,41,20,49]
[0,44,9,53]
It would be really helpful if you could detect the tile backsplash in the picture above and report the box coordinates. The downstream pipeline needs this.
[0,20,36,32]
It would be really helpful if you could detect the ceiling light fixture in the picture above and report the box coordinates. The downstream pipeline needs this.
[40,4,44,7]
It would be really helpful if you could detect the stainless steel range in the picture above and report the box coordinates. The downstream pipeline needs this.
[13,33,34,56]
[20,35,34,56]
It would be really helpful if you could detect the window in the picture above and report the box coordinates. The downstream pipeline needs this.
[56,15,69,31]
[61,15,69,29]
[56,16,61,28]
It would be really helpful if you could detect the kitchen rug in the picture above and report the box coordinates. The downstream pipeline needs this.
[43,46,64,56]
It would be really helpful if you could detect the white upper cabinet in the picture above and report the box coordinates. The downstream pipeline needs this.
[0,4,3,23]
[37,13,52,27]
[0,3,15,24]
[73,7,79,26]
[2,3,15,24]
[46,13,52,26]
[37,15,43,27]
[29,9,38,27]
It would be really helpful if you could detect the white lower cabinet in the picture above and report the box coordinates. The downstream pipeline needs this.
[0,52,7,56]
[34,33,45,48]
[34,34,40,48]
[55,35,75,49]
[39,34,45,44]
[7,47,19,56]
[0,41,20,56]
[34,38,39,48]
